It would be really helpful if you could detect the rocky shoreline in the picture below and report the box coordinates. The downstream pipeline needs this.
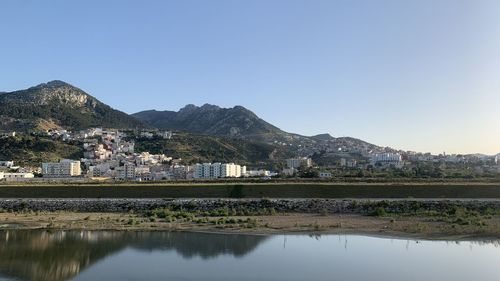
[1,198,499,214]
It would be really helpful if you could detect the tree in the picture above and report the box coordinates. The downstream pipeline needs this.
[298,167,319,178]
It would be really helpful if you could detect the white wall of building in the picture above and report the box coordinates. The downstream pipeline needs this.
[193,163,246,179]
[42,160,81,178]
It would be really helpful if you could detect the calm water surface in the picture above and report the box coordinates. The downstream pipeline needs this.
[0,230,499,281]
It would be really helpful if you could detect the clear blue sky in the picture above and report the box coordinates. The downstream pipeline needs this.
[1,0,500,154]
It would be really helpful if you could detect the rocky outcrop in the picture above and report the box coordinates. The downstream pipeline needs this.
[0,80,149,130]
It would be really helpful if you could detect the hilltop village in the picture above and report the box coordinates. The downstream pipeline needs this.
[1,127,499,183]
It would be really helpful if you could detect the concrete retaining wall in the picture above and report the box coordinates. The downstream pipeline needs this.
[0,199,499,214]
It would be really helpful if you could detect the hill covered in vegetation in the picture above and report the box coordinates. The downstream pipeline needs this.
[0,135,83,166]
[0,81,148,131]
[132,132,295,168]
[133,104,294,143]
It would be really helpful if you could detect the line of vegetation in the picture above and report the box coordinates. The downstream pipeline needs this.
[369,201,500,227]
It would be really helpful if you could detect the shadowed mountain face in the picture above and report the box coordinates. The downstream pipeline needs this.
[0,230,269,281]
[133,104,295,142]
[0,81,148,131]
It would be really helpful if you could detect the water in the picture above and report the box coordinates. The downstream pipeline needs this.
[0,230,499,281]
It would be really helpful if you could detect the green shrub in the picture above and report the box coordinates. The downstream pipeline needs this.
[375,207,387,217]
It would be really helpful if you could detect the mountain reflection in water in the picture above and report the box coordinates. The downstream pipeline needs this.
[0,230,269,281]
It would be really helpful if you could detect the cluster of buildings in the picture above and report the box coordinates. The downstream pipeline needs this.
[0,161,35,182]
[0,159,82,182]
[3,127,500,182]
[139,131,173,139]
[79,129,178,181]
[46,128,173,143]
[33,128,261,181]
[0,131,16,138]
[370,153,405,169]
[282,157,313,176]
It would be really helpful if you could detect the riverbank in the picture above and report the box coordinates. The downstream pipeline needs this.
[1,211,499,240]
[1,198,500,240]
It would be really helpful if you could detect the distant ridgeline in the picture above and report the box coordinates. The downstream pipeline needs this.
[0,80,390,166]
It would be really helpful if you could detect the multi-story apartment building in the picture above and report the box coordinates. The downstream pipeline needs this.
[193,163,246,179]
[371,153,402,163]
[42,160,82,177]
[115,163,135,180]
[0,172,35,181]
[286,157,312,169]
[221,163,242,178]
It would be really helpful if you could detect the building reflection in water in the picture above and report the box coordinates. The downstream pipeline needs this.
[0,230,269,281]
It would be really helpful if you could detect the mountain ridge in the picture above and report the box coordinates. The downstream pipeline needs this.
[133,104,293,143]
[0,80,149,131]
[0,81,390,159]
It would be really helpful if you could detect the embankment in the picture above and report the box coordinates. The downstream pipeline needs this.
[1,198,499,214]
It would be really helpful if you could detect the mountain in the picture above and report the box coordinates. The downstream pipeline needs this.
[310,133,335,141]
[134,131,295,166]
[0,81,389,163]
[133,104,294,142]
[134,104,392,162]
[0,80,148,131]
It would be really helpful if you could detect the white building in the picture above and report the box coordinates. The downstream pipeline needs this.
[134,166,150,175]
[286,157,312,169]
[157,131,173,139]
[248,169,273,177]
[193,163,245,179]
[116,163,135,180]
[221,163,242,178]
[172,165,189,180]
[0,172,35,181]
[42,160,82,178]
[0,131,16,138]
[281,168,295,177]
[0,161,15,168]
[371,153,402,164]
[347,159,357,168]
[319,172,332,178]
[140,132,154,139]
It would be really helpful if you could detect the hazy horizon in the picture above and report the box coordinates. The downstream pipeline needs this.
[2,0,500,155]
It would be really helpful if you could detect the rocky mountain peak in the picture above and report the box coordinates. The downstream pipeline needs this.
[0,80,148,130]
[5,80,96,108]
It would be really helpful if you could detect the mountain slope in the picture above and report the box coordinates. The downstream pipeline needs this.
[133,104,292,142]
[134,132,295,166]
[0,135,83,166]
[0,80,148,131]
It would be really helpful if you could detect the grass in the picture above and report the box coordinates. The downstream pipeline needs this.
[141,207,264,228]
[366,201,500,227]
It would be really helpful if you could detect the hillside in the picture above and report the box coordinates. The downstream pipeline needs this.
[133,104,389,162]
[133,132,295,168]
[133,104,297,143]
[0,135,83,166]
[0,81,390,164]
[0,81,148,131]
